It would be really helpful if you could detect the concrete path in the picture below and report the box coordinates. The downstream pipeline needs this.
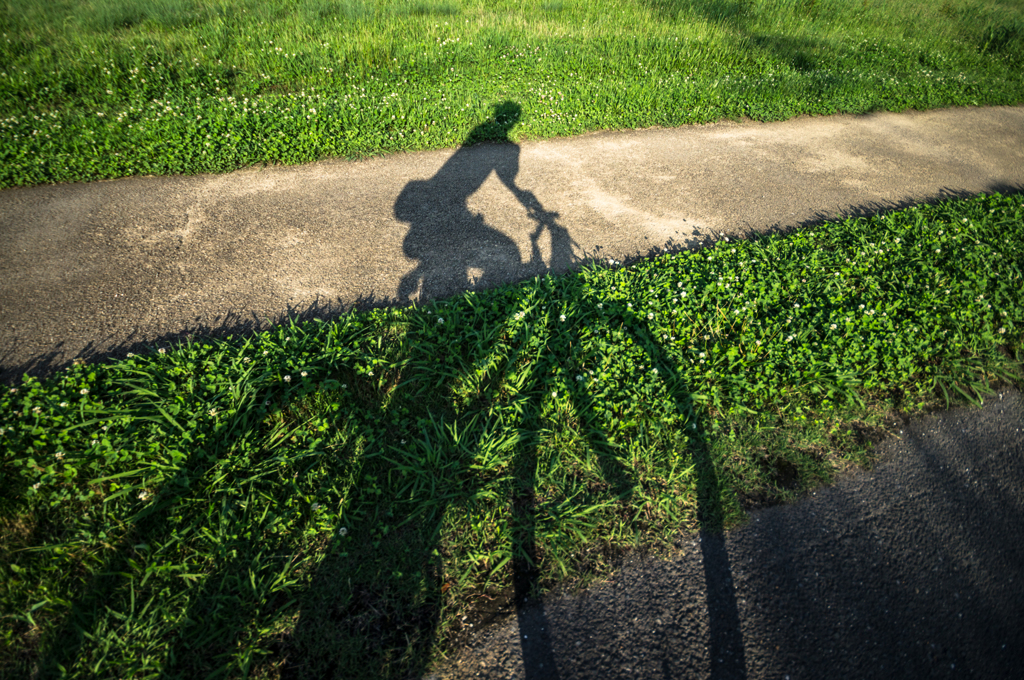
[1,105,1023,384]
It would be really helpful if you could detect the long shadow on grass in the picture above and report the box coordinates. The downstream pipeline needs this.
[29,391,287,679]
[278,287,635,680]
[277,102,631,680]
[618,310,748,679]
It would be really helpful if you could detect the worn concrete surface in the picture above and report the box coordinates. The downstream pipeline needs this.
[2,104,1024,383]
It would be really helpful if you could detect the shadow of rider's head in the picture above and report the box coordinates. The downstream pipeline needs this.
[464,100,522,146]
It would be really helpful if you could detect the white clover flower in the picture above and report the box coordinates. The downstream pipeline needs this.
[311,503,320,511]
[999,327,1006,334]
[209,408,218,417]
[8,388,16,394]
[677,282,683,288]
[243,357,252,363]
[138,490,150,501]
[437,317,444,324]
[301,371,308,377]
[552,390,558,398]
[597,303,603,310]
[830,323,837,330]
[127,353,135,358]
[576,374,583,381]
[627,303,633,309]
[647,313,654,320]
[786,335,794,342]
[158,348,166,354]
[338,527,349,537]
[55,451,64,460]
[59,402,67,408]
[32,482,40,490]
[284,375,291,383]
[91,439,99,446]
[560,314,566,322]
[80,388,89,395]
[32,406,41,414]
[263,350,269,355]
[699,352,706,358]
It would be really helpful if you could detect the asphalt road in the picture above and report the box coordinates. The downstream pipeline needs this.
[433,389,1024,680]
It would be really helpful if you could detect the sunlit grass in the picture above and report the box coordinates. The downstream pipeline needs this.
[1,0,1022,187]
[2,191,1021,679]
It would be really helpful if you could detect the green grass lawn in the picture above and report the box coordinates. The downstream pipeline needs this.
[2,1,1024,678]
[1,0,1023,188]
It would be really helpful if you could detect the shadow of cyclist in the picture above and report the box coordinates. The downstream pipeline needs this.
[395,101,575,303]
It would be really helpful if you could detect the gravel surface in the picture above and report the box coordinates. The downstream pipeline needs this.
[431,389,1024,680]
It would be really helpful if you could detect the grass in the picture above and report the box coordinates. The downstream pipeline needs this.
[2,0,1024,677]
[2,190,1023,679]
[1,0,1023,188]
